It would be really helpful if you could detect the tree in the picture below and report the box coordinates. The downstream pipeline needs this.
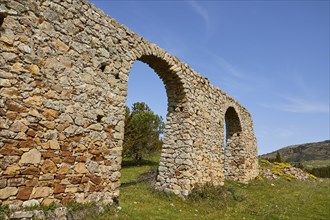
[275,151,282,163]
[123,102,164,164]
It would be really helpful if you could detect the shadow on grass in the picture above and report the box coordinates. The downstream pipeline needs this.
[121,169,158,188]
[121,158,159,168]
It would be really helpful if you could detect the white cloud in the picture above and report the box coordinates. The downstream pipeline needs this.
[280,97,329,113]
[187,1,211,33]
[262,97,330,113]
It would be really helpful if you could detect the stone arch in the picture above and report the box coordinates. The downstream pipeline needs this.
[122,51,192,195]
[224,106,244,180]
[0,0,258,206]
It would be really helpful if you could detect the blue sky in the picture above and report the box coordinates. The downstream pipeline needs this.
[90,0,329,155]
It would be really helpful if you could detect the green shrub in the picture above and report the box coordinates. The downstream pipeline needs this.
[188,182,245,208]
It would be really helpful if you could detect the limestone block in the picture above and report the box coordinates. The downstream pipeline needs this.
[19,149,41,165]
[41,159,57,173]
[10,121,28,132]
[0,187,18,199]
[0,87,20,98]
[30,187,53,199]
[58,164,71,175]
[42,198,59,206]
[74,163,89,174]
[17,187,33,201]
[26,64,40,75]
[24,96,43,107]
[22,199,40,208]
[3,164,20,175]
[10,211,34,219]
[48,139,60,150]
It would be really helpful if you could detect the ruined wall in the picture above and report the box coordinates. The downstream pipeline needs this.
[0,0,258,206]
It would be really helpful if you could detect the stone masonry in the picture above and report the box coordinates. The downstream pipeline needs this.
[0,0,258,206]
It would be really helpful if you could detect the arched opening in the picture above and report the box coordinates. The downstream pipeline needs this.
[120,54,186,195]
[224,107,242,179]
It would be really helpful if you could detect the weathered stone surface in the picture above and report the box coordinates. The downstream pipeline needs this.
[74,163,88,174]
[16,187,33,200]
[10,211,34,219]
[0,0,258,206]
[43,109,59,119]
[0,179,6,189]
[54,184,66,194]
[30,187,53,199]
[21,166,40,175]
[58,164,71,175]
[0,187,18,199]
[41,159,57,173]
[27,64,40,75]
[49,139,60,150]
[10,121,28,132]
[19,149,41,164]
[3,164,20,175]
[22,199,40,208]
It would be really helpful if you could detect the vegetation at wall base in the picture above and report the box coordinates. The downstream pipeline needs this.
[84,155,330,220]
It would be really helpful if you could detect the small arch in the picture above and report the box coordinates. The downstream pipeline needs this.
[225,107,242,141]
[121,52,188,194]
[0,12,7,29]
[223,106,242,179]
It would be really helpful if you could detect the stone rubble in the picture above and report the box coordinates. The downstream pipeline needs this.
[0,0,258,205]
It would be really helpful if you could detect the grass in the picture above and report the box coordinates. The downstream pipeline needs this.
[85,154,330,220]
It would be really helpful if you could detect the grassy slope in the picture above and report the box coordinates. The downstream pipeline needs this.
[87,155,330,220]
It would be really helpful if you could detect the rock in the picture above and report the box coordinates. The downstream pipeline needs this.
[2,52,17,62]
[5,100,26,112]
[18,43,32,53]
[53,207,68,220]
[3,164,20,175]
[24,96,43,106]
[0,187,18,199]
[10,121,28,132]
[43,109,59,119]
[74,163,88,174]
[0,88,20,98]
[21,166,40,175]
[88,123,103,131]
[39,120,56,129]
[54,39,69,53]
[30,187,53,199]
[22,199,40,207]
[58,164,71,175]
[42,198,59,206]
[0,179,6,188]
[91,176,102,185]
[27,64,40,75]
[0,78,11,87]
[33,210,46,220]
[19,149,41,164]
[17,187,33,201]
[49,139,60,149]
[0,29,15,45]
[53,184,66,194]
[41,159,57,173]
[10,211,34,219]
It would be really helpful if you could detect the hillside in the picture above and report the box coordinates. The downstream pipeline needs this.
[260,140,330,164]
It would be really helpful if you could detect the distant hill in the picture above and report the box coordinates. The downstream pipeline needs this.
[260,140,330,164]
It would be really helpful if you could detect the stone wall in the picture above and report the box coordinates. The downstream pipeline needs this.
[0,0,258,206]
